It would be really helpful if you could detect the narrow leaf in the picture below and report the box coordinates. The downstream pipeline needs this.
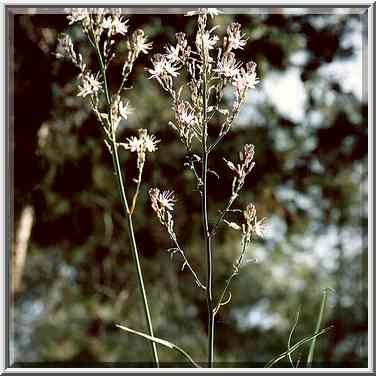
[265,326,333,368]
[287,308,300,367]
[306,288,331,367]
[116,324,200,368]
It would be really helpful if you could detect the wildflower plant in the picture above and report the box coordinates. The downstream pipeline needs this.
[57,7,333,368]
[57,8,160,366]
[145,8,265,367]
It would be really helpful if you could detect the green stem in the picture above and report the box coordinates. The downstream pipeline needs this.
[201,49,214,368]
[306,288,329,367]
[93,36,159,367]
[110,141,159,367]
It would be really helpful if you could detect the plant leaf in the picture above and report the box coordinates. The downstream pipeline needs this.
[265,326,333,368]
[116,324,201,368]
[287,308,300,367]
[306,288,333,367]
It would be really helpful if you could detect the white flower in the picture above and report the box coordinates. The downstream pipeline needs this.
[102,16,113,30]
[112,16,129,35]
[227,22,248,50]
[55,34,77,62]
[165,44,180,62]
[233,61,260,92]
[77,72,101,97]
[131,29,153,55]
[103,15,128,36]
[215,52,241,78]
[185,8,221,17]
[148,54,180,80]
[223,144,255,186]
[66,8,90,25]
[124,136,141,152]
[150,188,175,212]
[119,100,132,120]
[122,129,160,153]
[176,101,194,125]
[158,191,175,211]
[253,217,267,237]
[143,133,160,152]
[196,29,219,52]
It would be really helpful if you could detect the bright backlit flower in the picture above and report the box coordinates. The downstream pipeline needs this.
[149,188,175,212]
[233,61,260,92]
[121,129,160,170]
[131,29,153,55]
[253,217,267,237]
[185,8,221,17]
[215,52,242,78]
[227,22,248,50]
[196,28,219,52]
[149,54,179,78]
[119,101,131,120]
[77,72,101,97]
[103,15,129,36]
[66,8,90,25]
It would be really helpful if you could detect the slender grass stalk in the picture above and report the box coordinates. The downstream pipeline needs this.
[116,324,201,368]
[287,308,301,367]
[306,288,330,367]
[93,37,160,367]
[265,326,333,368]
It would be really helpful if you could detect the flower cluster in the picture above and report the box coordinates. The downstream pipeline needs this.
[60,8,152,125]
[77,72,102,98]
[224,203,267,240]
[61,8,159,206]
[147,9,259,151]
[120,129,160,170]
[223,144,256,197]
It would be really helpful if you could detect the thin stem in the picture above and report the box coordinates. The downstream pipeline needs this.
[93,37,160,367]
[110,140,159,367]
[129,164,144,216]
[214,236,249,315]
[201,45,214,368]
[211,194,237,237]
[172,237,206,291]
[306,288,329,367]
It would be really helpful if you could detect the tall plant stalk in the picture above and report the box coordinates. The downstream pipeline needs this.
[57,9,159,366]
[95,41,160,368]
[147,8,263,367]
[201,59,215,366]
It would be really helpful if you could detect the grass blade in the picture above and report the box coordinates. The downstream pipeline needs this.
[265,326,333,368]
[287,308,300,367]
[116,324,201,368]
[306,288,331,367]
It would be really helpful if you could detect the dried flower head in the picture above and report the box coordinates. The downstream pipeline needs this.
[223,144,255,180]
[242,203,267,238]
[149,188,177,243]
[77,72,101,97]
